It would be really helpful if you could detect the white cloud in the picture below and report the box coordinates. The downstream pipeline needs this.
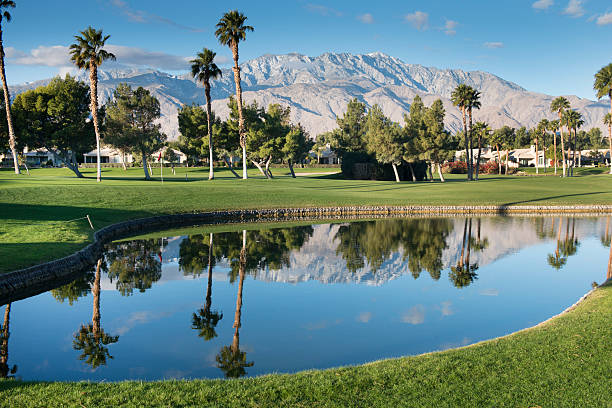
[7,44,196,71]
[356,311,372,323]
[401,305,425,324]
[479,288,500,296]
[109,0,203,32]
[440,301,454,316]
[484,42,504,49]
[596,12,612,25]
[444,19,458,36]
[404,11,429,30]
[532,0,554,10]
[305,3,343,17]
[563,0,584,17]
[357,13,374,24]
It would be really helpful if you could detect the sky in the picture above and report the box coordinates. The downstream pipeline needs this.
[4,0,612,99]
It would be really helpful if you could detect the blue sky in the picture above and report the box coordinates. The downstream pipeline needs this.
[4,0,612,99]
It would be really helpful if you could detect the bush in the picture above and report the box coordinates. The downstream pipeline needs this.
[341,152,373,179]
[442,161,467,174]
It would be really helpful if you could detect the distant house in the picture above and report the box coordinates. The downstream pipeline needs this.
[83,148,130,164]
[311,145,339,165]
[151,148,187,164]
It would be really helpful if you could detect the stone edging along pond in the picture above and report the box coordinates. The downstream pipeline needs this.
[2,204,612,304]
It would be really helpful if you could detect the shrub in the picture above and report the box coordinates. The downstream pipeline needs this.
[442,161,467,174]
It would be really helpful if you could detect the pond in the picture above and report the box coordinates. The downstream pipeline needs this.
[1,216,610,381]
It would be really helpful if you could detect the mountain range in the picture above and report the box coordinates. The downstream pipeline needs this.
[12,52,609,140]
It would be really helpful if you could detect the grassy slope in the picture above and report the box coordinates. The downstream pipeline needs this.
[1,282,610,407]
[1,166,611,272]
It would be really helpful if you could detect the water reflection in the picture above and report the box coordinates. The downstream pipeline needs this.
[9,215,610,381]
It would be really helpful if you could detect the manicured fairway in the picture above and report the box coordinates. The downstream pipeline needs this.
[1,166,611,272]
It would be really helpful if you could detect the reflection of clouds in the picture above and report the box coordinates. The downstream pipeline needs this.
[163,369,190,379]
[479,288,499,296]
[302,319,342,331]
[129,366,147,377]
[402,305,425,325]
[439,301,453,316]
[438,337,471,351]
[34,359,49,371]
[356,312,372,323]
[113,310,173,336]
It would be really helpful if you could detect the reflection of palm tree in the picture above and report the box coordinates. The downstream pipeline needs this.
[560,218,579,257]
[548,218,568,270]
[216,230,253,378]
[0,303,16,378]
[192,233,223,341]
[73,259,119,369]
[449,219,479,288]
[601,217,611,248]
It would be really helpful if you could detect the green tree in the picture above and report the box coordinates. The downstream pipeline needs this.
[563,109,583,176]
[550,97,570,177]
[472,121,490,180]
[105,84,166,180]
[451,84,472,180]
[594,63,612,174]
[402,95,427,181]
[0,1,18,174]
[246,103,287,178]
[216,10,253,180]
[282,124,313,177]
[536,119,550,174]
[466,87,481,179]
[327,98,367,157]
[69,26,116,183]
[364,105,404,182]
[106,239,163,296]
[548,119,560,174]
[12,75,95,177]
[604,114,612,172]
[191,48,223,180]
[418,99,455,182]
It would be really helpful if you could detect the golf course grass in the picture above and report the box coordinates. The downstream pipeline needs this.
[1,166,611,407]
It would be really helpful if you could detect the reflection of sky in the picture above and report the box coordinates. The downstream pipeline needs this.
[3,217,609,381]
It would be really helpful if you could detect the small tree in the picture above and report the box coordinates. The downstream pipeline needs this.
[364,105,404,182]
[282,124,313,178]
[419,100,457,182]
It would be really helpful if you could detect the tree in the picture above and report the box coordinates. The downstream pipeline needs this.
[594,63,612,174]
[402,95,427,181]
[548,119,560,173]
[364,105,404,182]
[0,303,17,378]
[472,121,491,180]
[69,26,116,183]
[245,102,284,178]
[0,1,18,174]
[12,75,95,177]
[105,239,162,296]
[466,87,481,179]
[105,85,166,180]
[605,113,612,172]
[451,84,472,180]
[536,119,550,174]
[191,48,223,180]
[490,126,514,174]
[327,98,367,157]
[282,124,313,178]
[550,97,570,177]
[418,99,455,182]
[216,10,253,180]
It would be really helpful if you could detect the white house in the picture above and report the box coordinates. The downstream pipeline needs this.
[83,148,130,164]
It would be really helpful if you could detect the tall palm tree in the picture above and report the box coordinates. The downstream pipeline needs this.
[604,113,612,173]
[551,97,570,177]
[594,63,612,173]
[215,11,254,180]
[548,119,560,174]
[69,27,115,183]
[191,49,223,180]
[537,119,550,173]
[467,89,482,179]
[473,121,489,180]
[451,84,472,180]
[563,110,582,176]
[0,1,18,174]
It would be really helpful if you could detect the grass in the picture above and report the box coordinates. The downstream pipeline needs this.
[1,282,610,407]
[1,166,611,406]
[1,166,611,272]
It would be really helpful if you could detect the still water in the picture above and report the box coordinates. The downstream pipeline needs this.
[1,216,611,381]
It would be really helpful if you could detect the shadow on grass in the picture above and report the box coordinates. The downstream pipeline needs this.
[0,203,150,224]
[500,191,608,206]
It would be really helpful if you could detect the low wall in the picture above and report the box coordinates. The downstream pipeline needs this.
[2,205,612,304]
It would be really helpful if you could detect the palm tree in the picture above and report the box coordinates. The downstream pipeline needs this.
[69,27,116,183]
[0,1,18,174]
[215,11,254,180]
[604,113,612,173]
[536,119,549,175]
[548,119,560,174]
[451,84,472,180]
[563,110,583,176]
[594,63,612,174]
[550,97,570,177]
[473,122,489,180]
[191,49,223,180]
[547,218,567,270]
[192,233,223,340]
[466,88,481,179]
[0,303,16,378]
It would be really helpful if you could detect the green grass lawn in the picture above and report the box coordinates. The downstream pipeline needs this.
[1,282,609,407]
[1,166,611,406]
[1,166,611,272]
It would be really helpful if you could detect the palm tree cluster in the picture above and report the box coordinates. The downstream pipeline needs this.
[450,84,481,180]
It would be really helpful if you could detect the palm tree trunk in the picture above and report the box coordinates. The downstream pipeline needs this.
[391,163,400,182]
[88,63,102,183]
[475,133,482,180]
[121,151,127,171]
[468,107,474,180]
[505,149,509,175]
[265,155,273,178]
[466,218,472,267]
[607,234,612,281]
[231,43,247,180]
[553,129,558,175]
[205,81,214,180]
[559,114,566,177]
[0,29,19,175]
[459,218,468,267]
[288,159,296,178]
[461,107,470,180]
[609,121,612,174]
[437,162,445,182]
[496,144,501,174]
[232,230,247,353]
[1,303,10,367]
[92,258,102,338]
[535,138,539,175]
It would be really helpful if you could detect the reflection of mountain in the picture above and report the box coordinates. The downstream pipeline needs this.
[98,217,605,289]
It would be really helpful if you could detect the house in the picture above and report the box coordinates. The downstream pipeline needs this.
[83,148,130,164]
[151,148,187,164]
[311,145,339,165]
